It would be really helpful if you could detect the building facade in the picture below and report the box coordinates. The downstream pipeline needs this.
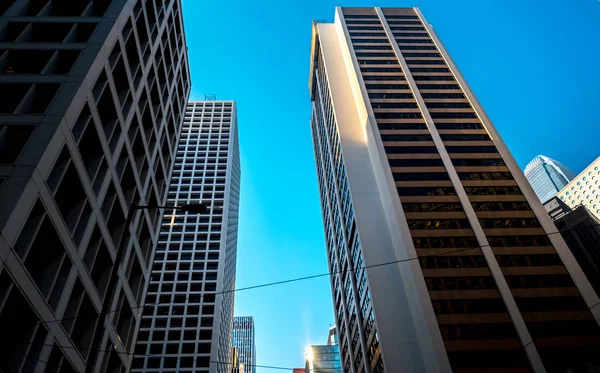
[232,316,256,373]
[524,155,575,203]
[132,100,241,373]
[0,1,190,373]
[544,197,600,297]
[556,156,600,220]
[309,7,600,373]
[305,327,342,373]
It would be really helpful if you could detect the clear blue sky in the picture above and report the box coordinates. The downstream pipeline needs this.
[181,0,600,370]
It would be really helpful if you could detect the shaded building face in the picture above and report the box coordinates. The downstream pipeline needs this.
[0,1,190,372]
[309,6,600,373]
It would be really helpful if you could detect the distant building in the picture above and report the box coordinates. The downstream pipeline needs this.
[545,197,600,296]
[232,316,256,373]
[557,156,600,220]
[524,155,575,203]
[293,369,306,373]
[305,327,342,373]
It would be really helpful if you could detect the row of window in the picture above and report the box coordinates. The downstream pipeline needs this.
[389,158,443,167]
[396,185,528,197]
[407,218,470,230]
[393,172,449,181]
[364,75,406,81]
[441,133,490,141]
[479,218,541,229]
[402,201,532,213]
[457,171,513,181]
[414,76,455,81]
[381,134,432,141]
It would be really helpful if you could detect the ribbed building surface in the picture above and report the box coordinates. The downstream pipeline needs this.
[232,316,256,373]
[308,7,600,373]
[133,100,240,373]
[524,155,575,203]
[0,1,190,372]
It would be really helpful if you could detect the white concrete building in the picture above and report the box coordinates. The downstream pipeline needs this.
[132,100,241,373]
[309,7,600,373]
[557,156,600,220]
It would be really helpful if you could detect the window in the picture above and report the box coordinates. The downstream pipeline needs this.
[397,186,457,196]
[364,76,407,81]
[452,158,505,167]
[378,123,426,130]
[375,112,422,119]
[406,60,447,65]
[384,146,437,153]
[402,202,463,213]
[407,219,469,230]
[369,93,414,99]
[388,158,443,167]
[393,173,450,181]
[431,112,478,119]
[458,172,513,181]
[366,84,410,90]
[414,76,456,82]
[435,122,483,130]
[445,146,498,153]
[464,186,522,195]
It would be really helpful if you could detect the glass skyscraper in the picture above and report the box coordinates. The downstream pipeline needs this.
[232,316,256,373]
[309,6,600,373]
[305,327,342,373]
[524,155,575,203]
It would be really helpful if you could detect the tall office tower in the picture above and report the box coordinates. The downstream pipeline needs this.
[133,100,240,373]
[308,7,600,373]
[0,1,190,373]
[232,316,256,373]
[305,327,342,373]
[524,155,575,203]
[556,156,600,220]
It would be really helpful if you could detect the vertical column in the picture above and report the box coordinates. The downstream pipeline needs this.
[375,7,547,373]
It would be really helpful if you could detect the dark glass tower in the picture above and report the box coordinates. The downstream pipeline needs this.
[309,7,600,373]
[0,1,190,372]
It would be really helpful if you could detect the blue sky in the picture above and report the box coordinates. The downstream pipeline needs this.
[181,0,600,370]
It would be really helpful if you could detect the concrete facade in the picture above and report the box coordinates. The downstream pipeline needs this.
[557,156,600,220]
[308,7,600,373]
[132,101,241,373]
[0,1,190,372]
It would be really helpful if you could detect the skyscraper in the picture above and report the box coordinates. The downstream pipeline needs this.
[308,7,600,373]
[524,155,575,203]
[132,100,241,373]
[305,326,342,373]
[232,316,256,373]
[0,1,190,372]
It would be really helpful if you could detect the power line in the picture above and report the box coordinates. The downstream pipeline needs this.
[12,343,337,371]
[15,245,484,327]
[3,222,600,328]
